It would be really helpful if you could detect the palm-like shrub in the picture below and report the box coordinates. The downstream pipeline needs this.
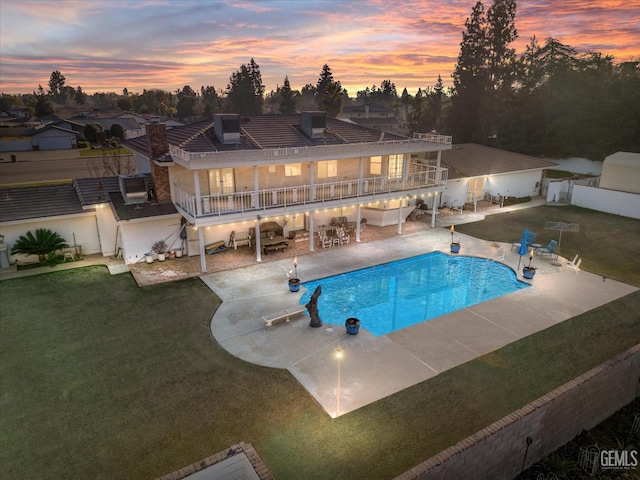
[11,228,68,264]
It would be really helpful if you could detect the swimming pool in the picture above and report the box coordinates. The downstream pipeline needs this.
[299,252,529,336]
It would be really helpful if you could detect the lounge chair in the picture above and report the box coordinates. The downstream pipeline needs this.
[536,239,558,257]
[567,258,582,274]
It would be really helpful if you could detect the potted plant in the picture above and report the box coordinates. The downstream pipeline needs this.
[288,256,300,292]
[523,249,536,279]
[345,317,360,335]
[449,225,461,253]
[144,252,154,264]
[152,240,168,262]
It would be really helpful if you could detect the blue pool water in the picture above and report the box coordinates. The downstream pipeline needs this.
[299,252,529,336]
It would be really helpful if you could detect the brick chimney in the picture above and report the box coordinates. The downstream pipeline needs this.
[146,121,171,202]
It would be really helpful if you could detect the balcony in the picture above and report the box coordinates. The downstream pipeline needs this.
[168,133,452,169]
[173,164,447,221]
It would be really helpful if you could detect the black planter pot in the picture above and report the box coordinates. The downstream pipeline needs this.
[450,243,461,253]
[288,278,301,292]
[345,317,360,335]
[523,267,537,279]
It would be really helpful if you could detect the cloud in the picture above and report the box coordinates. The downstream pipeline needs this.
[0,0,638,95]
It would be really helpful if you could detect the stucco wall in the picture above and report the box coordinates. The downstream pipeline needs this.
[571,186,640,219]
[118,214,183,264]
[395,344,640,480]
[442,171,542,208]
[1,214,101,263]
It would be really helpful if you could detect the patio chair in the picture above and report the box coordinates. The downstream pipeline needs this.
[511,231,536,251]
[567,257,582,274]
[231,231,251,249]
[318,231,332,248]
[536,239,558,257]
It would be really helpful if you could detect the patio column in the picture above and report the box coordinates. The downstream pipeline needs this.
[198,227,207,273]
[194,171,202,216]
[253,166,259,209]
[357,157,364,196]
[309,161,316,201]
[308,212,315,251]
[255,217,262,262]
[356,204,362,242]
[397,198,404,234]
[431,192,438,228]
[402,153,408,190]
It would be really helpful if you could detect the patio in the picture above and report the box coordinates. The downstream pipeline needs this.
[202,226,637,417]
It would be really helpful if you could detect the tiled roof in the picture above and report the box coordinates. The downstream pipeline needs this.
[124,114,408,161]
[442,144,558,178]
[0,183,85,222]
[73,177,121,205]
[123,120,220,159]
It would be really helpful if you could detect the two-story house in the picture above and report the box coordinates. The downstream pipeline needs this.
[121,111,452,272]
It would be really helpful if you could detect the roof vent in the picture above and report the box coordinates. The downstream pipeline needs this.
[301,111,326,139]
[118,174,153,204]
[214,114,241,144]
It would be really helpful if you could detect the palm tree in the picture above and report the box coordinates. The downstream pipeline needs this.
[11,228,68,265]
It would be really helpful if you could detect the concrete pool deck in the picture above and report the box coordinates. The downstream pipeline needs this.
[203,229,637,417]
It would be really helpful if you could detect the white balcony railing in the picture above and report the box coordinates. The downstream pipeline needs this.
[173,166,448,219]
[169,134,452,167]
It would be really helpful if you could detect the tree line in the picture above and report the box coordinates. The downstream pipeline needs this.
[1,0,638,160]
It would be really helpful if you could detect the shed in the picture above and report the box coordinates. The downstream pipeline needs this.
[599,152,640,194]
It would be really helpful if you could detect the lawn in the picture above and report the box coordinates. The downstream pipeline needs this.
[1,205,639,480]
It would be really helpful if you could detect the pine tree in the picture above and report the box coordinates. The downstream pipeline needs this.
[315,64,343,117]
[226,59,264,114]
[278,76,296,114]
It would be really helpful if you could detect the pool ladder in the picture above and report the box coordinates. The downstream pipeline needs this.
[488,245,506,263]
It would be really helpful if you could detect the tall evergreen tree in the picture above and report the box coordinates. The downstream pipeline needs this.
[200,85,220,117]
[34,85,54,117]
[278,76,296,114]
[176,85,198,120]
[451,1,489,142]
[450,0,518,143]
[48,70,66,103]
[315,64,343,117]
[226,59,264,114]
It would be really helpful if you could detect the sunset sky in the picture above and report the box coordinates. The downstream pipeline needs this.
[1,0,639,96]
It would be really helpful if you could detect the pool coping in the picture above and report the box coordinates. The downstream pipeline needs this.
[203,228,637,417]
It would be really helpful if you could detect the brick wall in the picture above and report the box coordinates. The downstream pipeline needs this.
[395,344,640,480]
[146,122,171,202]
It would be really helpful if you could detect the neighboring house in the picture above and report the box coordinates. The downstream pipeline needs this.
[339,104,407,135]
[0,124,80,152]
[437,143,558,211]
[62,116,145,140]
[569,151,640,219]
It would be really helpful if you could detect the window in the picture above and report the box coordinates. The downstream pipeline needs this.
[370,156,382,175]
[285,163,302,176]
[388,154,403,179]
[317,160,337,178]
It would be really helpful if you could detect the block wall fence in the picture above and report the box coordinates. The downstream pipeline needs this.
[395,344,640,480]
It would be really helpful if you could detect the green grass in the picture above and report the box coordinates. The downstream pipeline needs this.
[1,205,639,479]
[455,205,640,287]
